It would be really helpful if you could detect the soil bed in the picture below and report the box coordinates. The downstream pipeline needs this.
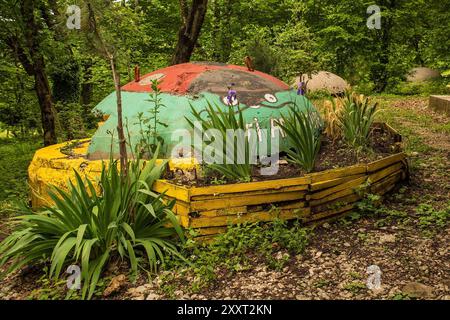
[165,126,399,187]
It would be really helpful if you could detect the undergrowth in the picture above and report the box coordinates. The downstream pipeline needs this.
[161,218,311,292]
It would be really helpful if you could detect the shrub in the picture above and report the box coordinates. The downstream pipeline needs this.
[186,103,253,181]
[55,102,92,141]
[388,79,450,96]
[0,149,184,299]
[277,106,322,172]
[338,91,379,149]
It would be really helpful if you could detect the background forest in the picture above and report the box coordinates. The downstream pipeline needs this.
[0,0,449,143]
[0,1,449,301]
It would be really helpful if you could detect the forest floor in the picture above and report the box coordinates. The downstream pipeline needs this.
[0,96,448,300]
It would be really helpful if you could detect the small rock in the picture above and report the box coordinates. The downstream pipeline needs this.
[174,290,184,296]
[443,279,450,290]
[146,293,160,300]
[379,234,396,244]
[127,285,149,297]
[103,274,127,297]
[402,282,434,298]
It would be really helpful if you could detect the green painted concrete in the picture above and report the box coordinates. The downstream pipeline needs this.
[87,90,321,159]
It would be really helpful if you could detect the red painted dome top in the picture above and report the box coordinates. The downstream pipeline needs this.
[122,62,290,95]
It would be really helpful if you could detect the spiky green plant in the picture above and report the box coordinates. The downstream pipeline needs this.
[186,102,253,181]
[338,91,379,148]
[277,106,322,172]
[0,148,184,299]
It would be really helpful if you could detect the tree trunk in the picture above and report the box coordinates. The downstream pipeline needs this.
[371,0,396,93]
[171,0,209,65]
[110,57,128,177]
[87,1,128,176]
[18,0,57,145]
[34,63,57,145]
[81,58,94,107]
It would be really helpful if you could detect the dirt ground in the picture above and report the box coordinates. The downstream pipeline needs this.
[0,97,448,300]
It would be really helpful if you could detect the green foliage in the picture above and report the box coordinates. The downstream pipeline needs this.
[28,277,77,300]
[274,20,320,80]
[356,193,382,215]
[2,0,450,145]
[176,218,310,290]
[355,193,449,231]
[186,102,253,181]
[277,106,322,172]
[338,91,378,149]
[132,79,168,158]
[0,150,184,299]
[245,35,278,75]
[55,102,90,141]
[415,203,449,230]
[27,266,110,300]
[356,193,410,227]
[343,281,367,294]
[0,63,41,138]
[0,138,41,205]
[388,79,450,96]
[391,292,412,300]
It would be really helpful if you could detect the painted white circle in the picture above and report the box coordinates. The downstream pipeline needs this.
[249,105,261,109]
[139,73,165,86]
[264,93,277,103]
[222,96,238,106]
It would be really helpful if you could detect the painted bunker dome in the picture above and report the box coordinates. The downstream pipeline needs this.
[88,62,320,160]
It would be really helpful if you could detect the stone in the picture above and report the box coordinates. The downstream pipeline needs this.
[174,290,184,296]
[379,234,396,244]
[103,274,127,297]
[146,293,160,300]
[127,285,149,297]
[402,282,434,298]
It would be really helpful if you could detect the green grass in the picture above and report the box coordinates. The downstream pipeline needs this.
[0,138,41,212]
[373,97,436,153]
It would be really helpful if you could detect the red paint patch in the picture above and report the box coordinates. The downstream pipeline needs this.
[121,62,289,94]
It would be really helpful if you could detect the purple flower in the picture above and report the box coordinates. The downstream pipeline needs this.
[227,83,237,105]
[297,81,306,96]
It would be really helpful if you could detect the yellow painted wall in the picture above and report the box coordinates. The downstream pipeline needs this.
[28,139,199,207]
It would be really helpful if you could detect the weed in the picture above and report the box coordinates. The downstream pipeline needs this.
[391,292,412,300]
[343,281,367,294]
[415,203,449,230]
[165,219,310,291]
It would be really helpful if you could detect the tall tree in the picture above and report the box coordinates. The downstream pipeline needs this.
[2,0,57,145]
[171,0,209,64]
[85,1,129,176]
